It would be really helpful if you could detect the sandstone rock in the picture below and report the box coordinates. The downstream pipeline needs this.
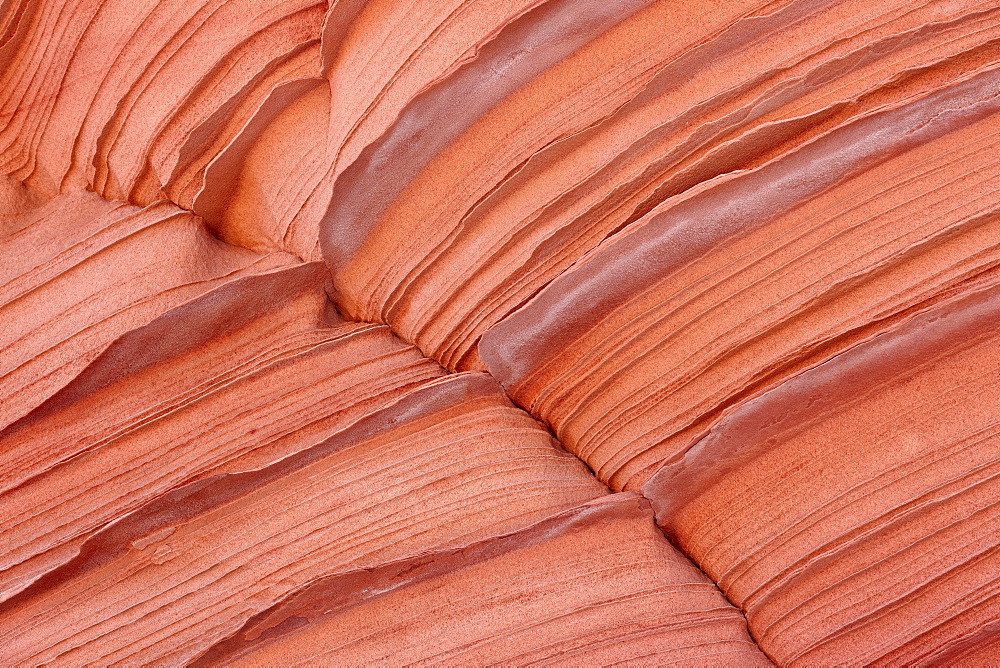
[0,191,295,429]
[482,62,1000,491]
[2,0,998,663]
[194,494,770,667]
[644,281,1000,665]
[0,373,604,664]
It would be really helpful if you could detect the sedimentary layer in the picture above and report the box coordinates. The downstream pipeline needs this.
[0,262,444,601]
[644,279,1000,665]
[0,190,295,430]
[193,493,770,667]
[481,61,1000,491]
[331,0,1000,371]
[0,372,604,664]
[2,0,999,663]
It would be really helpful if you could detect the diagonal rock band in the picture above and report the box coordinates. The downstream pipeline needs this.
[2,0,1000,664]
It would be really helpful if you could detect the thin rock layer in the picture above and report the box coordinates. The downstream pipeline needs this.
[0,373,604,665]
[481,60,1000,491]
[0,190,295,430]
[193,494,770,667]
[2,0,999,663]
[644,280,1000,665]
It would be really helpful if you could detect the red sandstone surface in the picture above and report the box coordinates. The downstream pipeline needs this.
[1,0,998,665]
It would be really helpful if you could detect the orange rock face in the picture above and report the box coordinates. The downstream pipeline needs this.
[643,284,1000,665]
[195,494,769,666]
[2,0,999,664]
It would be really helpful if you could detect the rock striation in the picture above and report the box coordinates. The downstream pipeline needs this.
[0,373,604,664]
[481,62,1000,491]
[194,494,769,667]
[644,281,1000,665]
[2,0,999,664]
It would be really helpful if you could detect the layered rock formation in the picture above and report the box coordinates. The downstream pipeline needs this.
[194,494,770,666]
[2,0,998,664]
[481,64,1000,490]
[644,282,1000,665]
